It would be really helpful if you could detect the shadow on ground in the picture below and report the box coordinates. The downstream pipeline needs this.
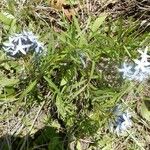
[0,126,66,150]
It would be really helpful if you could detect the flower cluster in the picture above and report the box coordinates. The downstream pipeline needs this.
[110,106,132,136]
[3,31,44,57]
[119,47,150,82]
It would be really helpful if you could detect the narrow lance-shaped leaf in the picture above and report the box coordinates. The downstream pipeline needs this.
[0,12,14,25]
[91,13,107,33]
[73,16,87,45]
[140,101,150,122]
[44,76,60,94]
[20,80,37,99]
[0,78,19,87]
[44,76,66,118]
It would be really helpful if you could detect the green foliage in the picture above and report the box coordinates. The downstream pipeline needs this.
[90,13,107,37]
[0,0,150,149]
[0,12,14,25]
[140,100,150,122]
[33,126,65,150]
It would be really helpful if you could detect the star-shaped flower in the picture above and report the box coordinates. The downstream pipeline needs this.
[112,110,132,136]
[138,46,150,63]
[2,31,45,57]
[3,41,15,48]
[34,42,44,53]
[11,38,31,56]
[23,31,37,42]
[119,62,133,79]
[119,47,150,82]
[134,72,148,82]
[134,59,150,72]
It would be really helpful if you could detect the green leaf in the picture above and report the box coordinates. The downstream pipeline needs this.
[44,76,60,94]
[73,16,81,34]
[9,18,17,33]
[70,84,87,100]
[0,12,14,25]
[0,78,19,87]
[0,96,16,102]
[76,141,82,150]
[140,101,150,122]
[60,78,67,86]
[71,80,87,90]
[89,61,95,82]
[91,13,107,33]
[33,126,64,150]
[44,76,66,118]
[20,80,37,99]
[73,16,87,46]
[56,95,66,119]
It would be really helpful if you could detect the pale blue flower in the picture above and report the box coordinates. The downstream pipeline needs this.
[23,31,37,42]
[119,62,134,79]
[110,106,132,136]
[12,38,31,55]
[34,41,44,54]
[2,31,44,57]
[114,111,132,135]
[138,46,150,63]
[134,59,150,72]
[119,46,150,82]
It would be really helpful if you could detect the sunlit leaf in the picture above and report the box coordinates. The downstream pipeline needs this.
[140,101,150,122]
[0,12,14,25]
[91,13,107,33]
[20,80,37,99]
[44,76,66,118]
[60,77,67,86]
[0,96,17,102]
[56,95,66,118]
[44,76,60,94]
[76,141,82,150]
[0,78,19,87]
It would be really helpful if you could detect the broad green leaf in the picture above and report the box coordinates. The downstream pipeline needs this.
[4,87,15,95]
[20,80,37,99]
[0,78,19,87]
[91,13,107,33]
[44,76,60,94]
[60,78,67,86]
[76,141,82,150]
[0,12,14,25]
[140,101,150,122]
[9,18,17,33]
[0,96,17,102]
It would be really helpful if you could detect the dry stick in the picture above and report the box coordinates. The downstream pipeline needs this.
[32,144,49,150]
[6,103,12,150]
[126,129,145,150]
[29,101,46,133]
[80,139,94,143]
[86,0,89,14]
[20,101,46,150]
